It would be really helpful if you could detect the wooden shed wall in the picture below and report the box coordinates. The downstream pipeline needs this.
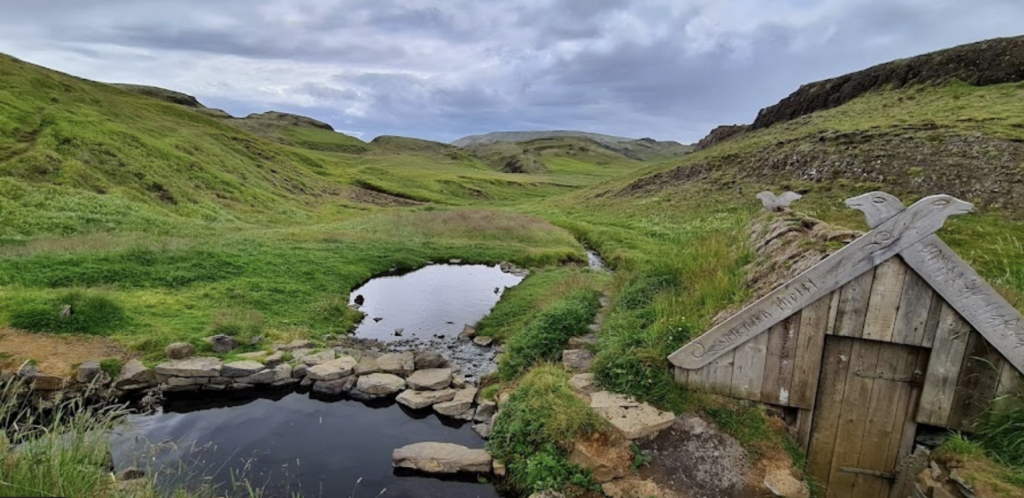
[675,256,1024,432]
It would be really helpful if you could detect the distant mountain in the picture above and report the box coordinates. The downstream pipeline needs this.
[454,131,692,162]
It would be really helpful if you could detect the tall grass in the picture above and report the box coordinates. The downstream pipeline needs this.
[976,393,1024,468]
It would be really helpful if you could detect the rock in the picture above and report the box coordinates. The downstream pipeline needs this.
[449,259,462,264]
[602,478,664,498]
[209,335,238,353]
[164,376,209,387]
[237,352,267,360]
[496,391,511,406]
[155,357,222,378]
[568,334,598,349]
[569,373,597,393]
[568,434,631,483]
[77,361,102,384]
[763,468,809,498]
[562,349,595,372]
[435,387,478,417]
[271,378,300,388]
[492,459,507,477]
[264,351,285,367]
[307,356,358,381]
[238,364,292,385]
[115,360,156,390]
[354,294,365,306]
[394,328,404,337]
[353,356,380,376]
[227,383,254,391]
[397,389,457,410]
[29,374,66,391]
[473,421,492,439]
[527,492,565,498]
[459,325,477,341]
[292,364,309,378]
[164,342,195,360]
[203,384,227,391]
[392,442,492,474]
[590,391,675,439]
[313,376,356,396]
[473,336,493,347]
[377,352,415,376]
[17,363,38,377]
[414,350,446,370]
[209,377,233,385]
[221,361,265,378]
[300,375,315,388]
[355,373,406,397]
[299,350,336,366]
[117,466,146,481]
[451,374,467,389]
[406,368,453,391]
[474,401,497,422]
[276,340,314,351]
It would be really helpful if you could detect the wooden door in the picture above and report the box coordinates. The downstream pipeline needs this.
[806,337,928,498]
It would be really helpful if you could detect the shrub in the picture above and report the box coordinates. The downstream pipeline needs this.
[488,366,605,495]
[498,289,600,380]
[8,290,127,335]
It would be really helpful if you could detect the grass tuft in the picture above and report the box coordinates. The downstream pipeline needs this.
[8,290,127,336]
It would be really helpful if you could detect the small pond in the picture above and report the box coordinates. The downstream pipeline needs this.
[114,391,502,498]
[349,264,525,342]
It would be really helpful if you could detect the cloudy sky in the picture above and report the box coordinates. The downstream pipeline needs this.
[0,1,1020,143]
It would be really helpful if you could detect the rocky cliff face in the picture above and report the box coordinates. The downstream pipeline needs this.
[694,125,748,151]
[751,36,1024,130]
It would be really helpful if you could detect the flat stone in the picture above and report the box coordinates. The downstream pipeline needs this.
[264,351,286,367]
[764,469,810,498]
[221,361,265,378]
[271,378,301,388]
[435,387,478,417]
[451,374,467,389]
[163,384,201,392]
[354,356,380,376]
[601,478,664,498]
[562,349,595,372]
[458,325,477,341]
[77,361,102,384]
[473,336,493,347]
[237,352,268,360]
[473,421,492,439]
[313,376,356,396]
[209,377,233,385]
[292,364,309,378]
[300,376,315,388]
[29,374,66,391]
[569,373,597,393]
[164,376,209,387]
[568,334,598,349]
[568,434,631,483]
[377,352,415,376]
[396,389,457,410]
[307,356,357,381]
[276,340,314,351]
[406,368,453,391]
[209,335,237,353]
[392,442,492,474]
[590,391,674,440]
[115,360,155,390]
[474,401,497,422]
[492,459,506,477]
[355,373,406,397]
[299,350,335,366]
[238,364,292,385]
[164,342,194,360]
[155,357,222,378]
[414,350,446,370]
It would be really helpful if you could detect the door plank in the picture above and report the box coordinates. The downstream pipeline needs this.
[850,342,906,498]
[918,303,972,426]
[863,258,909,343]
[828,340,883,497]
[807,337,855,492]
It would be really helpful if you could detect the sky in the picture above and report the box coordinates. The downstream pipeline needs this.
[0,1,1021,143]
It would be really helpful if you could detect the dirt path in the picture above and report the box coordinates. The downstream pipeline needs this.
[0,328,130,376]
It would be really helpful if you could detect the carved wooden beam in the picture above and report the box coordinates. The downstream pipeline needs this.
[669,194,974,370]
[846,192,1024,375]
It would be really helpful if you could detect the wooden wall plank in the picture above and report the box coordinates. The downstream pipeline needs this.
[730,332,768,402]
[892,269,936,346]
[948,330,1004,430]
[796,408,814,454]
[917,303,972,426]
[863,258,909,342]
[997,359,1024,397]
[807,337,855,492]
[762,315,800,406]
[834,271,875,338]
[704,350,736,395]
[921,292,945,348]
[792,295,831,409]
[828,340,883,496]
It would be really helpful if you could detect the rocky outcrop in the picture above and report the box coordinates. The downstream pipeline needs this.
[694,124,748,151]
[244,111,334,131]
[392,442,492,474]
[752,36,1024,130]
